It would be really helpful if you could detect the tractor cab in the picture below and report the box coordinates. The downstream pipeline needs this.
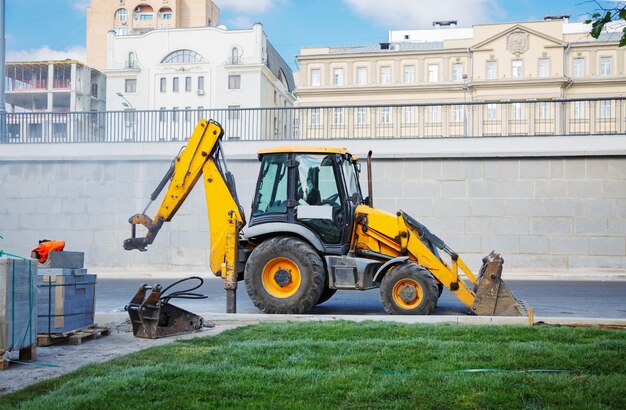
[248,147,364,255]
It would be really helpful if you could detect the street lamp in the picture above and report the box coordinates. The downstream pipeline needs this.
[116,92,134,109]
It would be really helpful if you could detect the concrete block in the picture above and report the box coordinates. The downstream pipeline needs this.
[585,200,617,217]
[468,181,500,198]
[492,217,529,234]
[482,234,519,254]
[481,161,500,180]
[36,198,63,215]
[402,181,440,199]
[18,182,48,199]
[531,218,572,235]
[168,247,208,267]
[501,180,534,199]
[607,159,626,178]
[567,180,602,199]
[418,217,464,235]
[7,199,37,215]
[421,160,442,179]
[608,218,626,236]
[440,181,467,198]
[398,198,432,216]
[19,214,49,230]
[549,159,564,179]
[550,237,589,255]
[505,199,543,217]
[432,199,472,217]
[440,160,464,180]
[575,217,607,235]
[464,217,493,234]
[520,159,549,179]
[535,181,567,198]
[563,158,586,179]
[506,254,569,269]
[603,181,626,199]
[568,255,626,270]
[619,200,626,217]
[498,159,520,179]
[589,237,625,256]
[585,158,607,179]
[442,235,483,253]
[375,180,401,198]
[543,199,585,217]
[519,236,550,254]
[0,215,19,230]
[462,161,482,180]
[471,199,505,216]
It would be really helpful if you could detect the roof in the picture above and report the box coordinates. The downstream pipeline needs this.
[327,42,444,55]
[265,40,295,92]
[257,146,357,160]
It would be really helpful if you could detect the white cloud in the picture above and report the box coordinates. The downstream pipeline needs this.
[226,16,255,29]
[72,0,90,12]
[343,0,502,29]
[214,0,282,14]
[7,46,87,63]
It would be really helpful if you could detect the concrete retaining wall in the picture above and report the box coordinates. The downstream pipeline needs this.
[1,137,625,274]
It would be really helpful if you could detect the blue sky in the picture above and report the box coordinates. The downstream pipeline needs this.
[5,0,610,70]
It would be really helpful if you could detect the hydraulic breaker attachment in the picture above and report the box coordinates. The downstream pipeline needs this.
[125,283,205,339]
[471,252,528,316]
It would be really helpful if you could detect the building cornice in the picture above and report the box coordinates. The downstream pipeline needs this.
[297,48,468,62]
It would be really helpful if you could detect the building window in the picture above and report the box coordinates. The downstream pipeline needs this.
[124,78,137,93]
[600,56,612,76]
[333,107,344,125]
[573,101,585,119]
[161,49,205,64]
[356,67,367,85]
[403,107,414,124]
[403,65,414,83]
[453,105,463,122]
[451,64,463,81]
[231,47,239,64]
[380,66,391,84]
[159,7,173,20]
[160,77,166,93]
[185,76,192,92]
[184,107,191,122]
[333,68,344,86]
[427,64,439,82]
[172,77,179,92]
[172,107,179,122]
[487,103,497,120]
[127,52,138,68]
[512,59,523,78]
[356,107,367,125]
[538,58,549,78]
[228,105,240,120]
[115,8,128,22]
[511,103,522,120]
[311,68,321,86]
[311,108,320,126]
[538,101,548,120]
[380,107,390,124]
[600,100,612,119]
[134,5,154,20]
[228,75,241,90]
[486,61,497,80]
[198,76,205,91]
[159,107,166,122]
[572,58,585,77]
[428,106,439,123]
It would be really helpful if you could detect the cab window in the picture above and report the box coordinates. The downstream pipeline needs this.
[252,154,288,215]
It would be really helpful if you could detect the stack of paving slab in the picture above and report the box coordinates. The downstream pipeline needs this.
[0,257,37,352]
[36,251,97,334]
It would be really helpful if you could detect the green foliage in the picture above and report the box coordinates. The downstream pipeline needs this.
[585,5,626,47]
[1,321,625,409]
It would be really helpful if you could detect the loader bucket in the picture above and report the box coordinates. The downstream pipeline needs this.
[471,251,528,316]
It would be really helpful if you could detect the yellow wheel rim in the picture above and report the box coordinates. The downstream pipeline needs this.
[261,257,301,298]
[392,279,423,310]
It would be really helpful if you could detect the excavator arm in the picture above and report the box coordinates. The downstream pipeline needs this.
[123,119,245,312]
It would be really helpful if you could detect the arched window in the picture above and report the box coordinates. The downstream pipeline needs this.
[127,52,138,68]
[161,49,205,64]
[134,4,154,20]
[231,47,239,64]
[159,7,173,20]
[114,8,128,22]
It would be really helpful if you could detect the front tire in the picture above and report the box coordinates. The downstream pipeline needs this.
[380,263,438,315]
[244,236,325,314]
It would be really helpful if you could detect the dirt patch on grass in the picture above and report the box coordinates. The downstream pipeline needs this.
[0,318,242,395]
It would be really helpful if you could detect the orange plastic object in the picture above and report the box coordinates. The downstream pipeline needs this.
[31,240,65,263]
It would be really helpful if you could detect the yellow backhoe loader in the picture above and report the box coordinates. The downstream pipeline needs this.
[124,120,527,316]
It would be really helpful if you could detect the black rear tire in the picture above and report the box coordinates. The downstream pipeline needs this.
[380,263,438,315]
[244,236,325,314]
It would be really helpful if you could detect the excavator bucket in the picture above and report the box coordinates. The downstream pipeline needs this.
[471,252,528,316]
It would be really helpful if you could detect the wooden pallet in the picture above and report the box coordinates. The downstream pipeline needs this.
[0,345,37,370]
[37,325,111,347]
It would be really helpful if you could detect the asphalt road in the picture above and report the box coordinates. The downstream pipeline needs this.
[96,277,626,318]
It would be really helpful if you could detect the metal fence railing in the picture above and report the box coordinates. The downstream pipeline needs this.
[1,98,625,144]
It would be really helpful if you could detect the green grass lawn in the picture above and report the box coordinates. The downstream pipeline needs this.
[2,321,625,409]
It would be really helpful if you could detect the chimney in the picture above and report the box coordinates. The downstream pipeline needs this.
[433,20,457,29]
[544,15,570,22]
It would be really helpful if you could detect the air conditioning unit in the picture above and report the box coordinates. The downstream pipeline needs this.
[197,89,205,96]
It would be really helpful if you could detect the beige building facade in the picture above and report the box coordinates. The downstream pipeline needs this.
[86,0,220,71]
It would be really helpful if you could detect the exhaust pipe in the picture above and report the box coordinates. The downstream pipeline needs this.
[367,150,373,207]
